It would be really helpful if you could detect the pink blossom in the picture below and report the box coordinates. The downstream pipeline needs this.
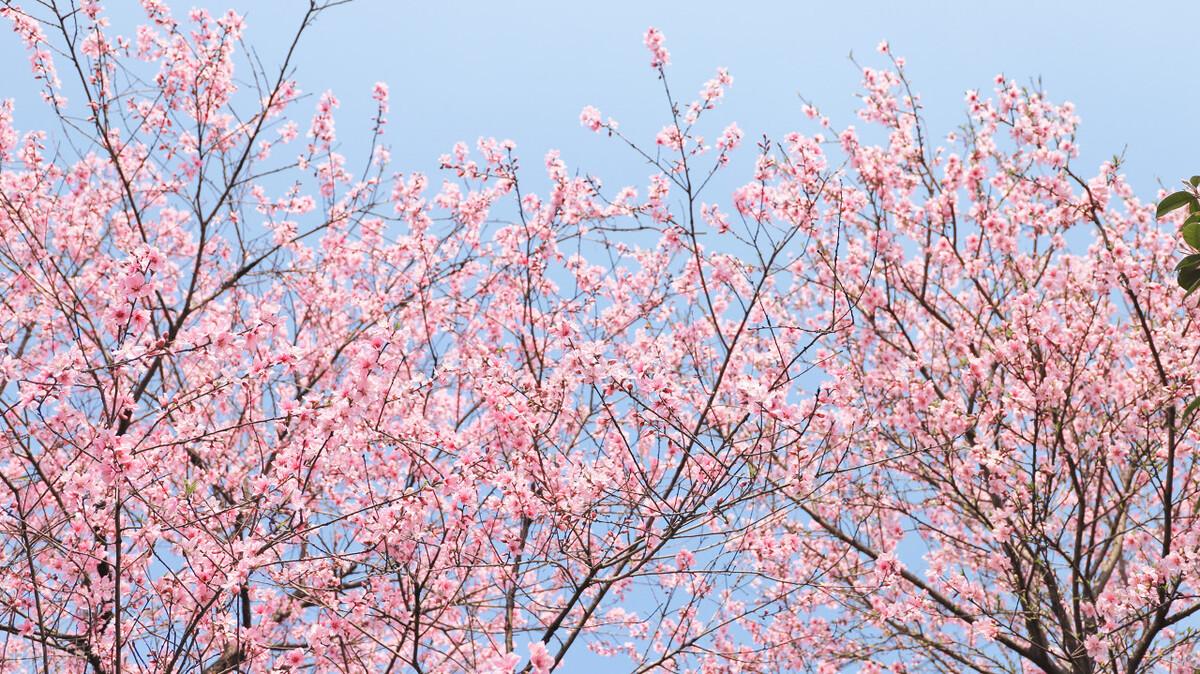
[717,122,743,154]
[643,26,670,68]
[579,104,602,132]
[372,80,390,120]
[528,641,554,674]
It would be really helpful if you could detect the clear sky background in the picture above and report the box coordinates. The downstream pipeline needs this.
[2,0,1198,201]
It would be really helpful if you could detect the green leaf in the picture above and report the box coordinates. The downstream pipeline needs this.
[1191,176,1200,188]
[1158,190,1198,219]
[1175,254,1200,272]
[1184,396,1200,424]
[1181,265,1200,293]
[1183,221,1200,250]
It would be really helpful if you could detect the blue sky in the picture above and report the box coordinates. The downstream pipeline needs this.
[1,0,1196,200]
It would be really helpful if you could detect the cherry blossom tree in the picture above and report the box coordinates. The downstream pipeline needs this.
[3,3,1197,674]
[729,46,1200,674]
[0,2,833,672]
